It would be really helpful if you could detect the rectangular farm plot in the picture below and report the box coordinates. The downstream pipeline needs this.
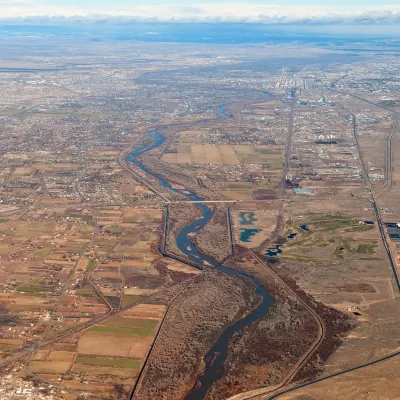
[162,145,240,165]
[76,356,140,369]
[162,144,282,166]
[0,338,24,351]
[78,310,163,359]
[87,316,159,336]
[235,145,284,167]
[47,351,76,362]
[124,304,166,319]
[78,331,149,358]
[101,316,159,331]
[72,364,138,378]
[28,361,72,375]
[220,181,254,201]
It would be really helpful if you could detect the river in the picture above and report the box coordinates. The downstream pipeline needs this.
[126,129,274,399]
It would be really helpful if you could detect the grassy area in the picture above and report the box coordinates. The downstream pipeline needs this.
[345,225,374,232]
[76,288,95,296]
[34,247,52,259]
[378,100,400,108]
[123,217,137,223]
[106,226,124,234]
[357,244,377,254]
[0,343,21,350]
[279,254,313,261]
[102,317,158,330]
[122,295,140,307]
[17,279,49,293]
[312,219,355,231]
[88,325,156,336]
[86,261,97,272]
[226,182,253,190]
[76,356,140,369]
[17,286,49,292]
[310,214,349,221]
[70,112,119,118]
[15,110,71,118]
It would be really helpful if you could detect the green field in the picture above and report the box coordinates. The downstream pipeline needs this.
[76,356,140,369]
[357,244,377,254]
[86,261,97,272]
[76,288,95,296]
[344,225,374,232]
[123,217,138,223]
[33,247,52,259]
[122,295,141,307]
[88,324,156,336]
[106,226,124,234]
[226,182,253,190]
[17,286,49,293]
[102,317,158,330]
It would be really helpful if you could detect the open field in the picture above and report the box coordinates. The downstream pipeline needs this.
[162,144,284,167]
[279,354,400,400]
[23,303,165,398]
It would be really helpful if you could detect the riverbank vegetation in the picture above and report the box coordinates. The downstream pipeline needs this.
[135,271,260,400]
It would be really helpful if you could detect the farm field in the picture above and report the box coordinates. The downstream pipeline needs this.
[26,304,166,399]
[162,144,283,166]
[0,33,400,400]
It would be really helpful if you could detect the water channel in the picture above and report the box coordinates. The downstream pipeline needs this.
[126,129,274,399]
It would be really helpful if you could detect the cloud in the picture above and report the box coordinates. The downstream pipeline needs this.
[0,2,399,24]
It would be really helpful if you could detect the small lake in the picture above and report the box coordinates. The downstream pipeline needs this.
[239,212,257,225]
[218,105,234,119]
[266,245,283,257]
[126,129,275,400]
[263,91,272,100]
[240,228,261,242]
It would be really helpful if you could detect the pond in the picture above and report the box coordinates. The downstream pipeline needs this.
[239,212,257,225]
[265,245,283,257]
[240,228,261,242]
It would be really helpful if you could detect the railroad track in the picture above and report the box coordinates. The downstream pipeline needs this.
[349,113,400,292]
[257,91,400,400]
[225,101,331,400]
[331,88,399,195]
[381,112,399,194]
[229,88,400,400]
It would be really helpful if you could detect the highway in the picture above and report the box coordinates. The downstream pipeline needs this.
[266,349,400,400]
[259,91,400,400]
[349,112,400,291]
[122,89,400,400]
[332,88,399,194]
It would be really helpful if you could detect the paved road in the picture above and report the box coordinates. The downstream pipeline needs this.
[260,91,400,400]
[350,113,400,292]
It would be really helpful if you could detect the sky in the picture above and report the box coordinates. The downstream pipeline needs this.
[0,0,400,24]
